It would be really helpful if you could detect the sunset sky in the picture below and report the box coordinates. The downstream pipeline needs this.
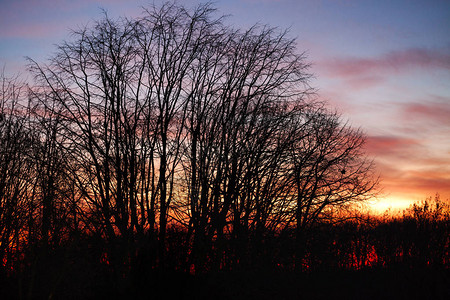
[1,0,449,213]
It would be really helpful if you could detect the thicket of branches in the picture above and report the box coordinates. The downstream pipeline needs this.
[7,2,444,298]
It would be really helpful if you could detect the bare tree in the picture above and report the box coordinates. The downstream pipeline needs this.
[28,14,145,244]
[27,1,378,274]
[286,107,378,271]
[168,21,317,270]
[0,71,36,272]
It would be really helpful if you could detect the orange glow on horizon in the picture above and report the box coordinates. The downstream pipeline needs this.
[367,191,450,215]
[367,196,417,215]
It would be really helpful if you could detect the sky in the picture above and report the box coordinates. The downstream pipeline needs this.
[1,0,449,213]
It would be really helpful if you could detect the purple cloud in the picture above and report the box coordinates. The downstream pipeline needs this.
[320,47,450,78]
[0,0,129,39]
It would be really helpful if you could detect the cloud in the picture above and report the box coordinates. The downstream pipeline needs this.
[365,135,420,157]
[343,75,385,90]
[0,0,128,39]
[366,133,450,203]
[381,165,450,198]
[374,156,450,203]
[319,47,450,78]
[400,96,450,127]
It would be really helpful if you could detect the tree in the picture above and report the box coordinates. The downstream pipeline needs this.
[27,1,378,274]
[287,107,378,270]
[0,71,35,272]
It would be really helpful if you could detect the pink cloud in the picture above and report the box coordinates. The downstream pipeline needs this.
[374,157,450,202]
[385,169,450,198]
[365,135,420,157]
[343,75,384,90]
[0,0,126,39]
[401,97,450,127]
[366,133,450,203]
[320,48,450,78]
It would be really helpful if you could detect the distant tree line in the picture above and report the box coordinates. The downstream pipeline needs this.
[302,195,449,271]
[2,2,446,299]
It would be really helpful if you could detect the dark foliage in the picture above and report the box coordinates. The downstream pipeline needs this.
[1,197,448,299]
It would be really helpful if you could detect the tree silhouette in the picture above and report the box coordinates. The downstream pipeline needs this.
[288,109,378,270]
[24,1,380,273]
[0,72,34,273]
[5,3,437,300]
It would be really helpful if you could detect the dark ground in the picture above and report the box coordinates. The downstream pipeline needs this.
[2,266,448,299]
[187,267,450,300]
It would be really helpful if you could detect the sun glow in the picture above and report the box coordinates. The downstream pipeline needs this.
[367,196,413,215]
